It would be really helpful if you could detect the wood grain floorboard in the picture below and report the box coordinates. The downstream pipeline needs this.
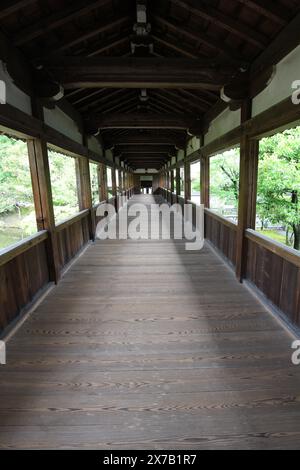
[0,194,300,449]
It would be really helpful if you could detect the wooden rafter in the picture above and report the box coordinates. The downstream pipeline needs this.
[152,34,200,59]
[169,0,268,49]
[151,92,188,114]
[152,15,247,65]
[178,89,215,107]
[47,17,131,56]
[78,88,127,111]
[14,0,111,45]
[236,0,289,26]
[160,89,208,112]
[0,0,37,20]
[86,36,130,58]
[101,96,138,115]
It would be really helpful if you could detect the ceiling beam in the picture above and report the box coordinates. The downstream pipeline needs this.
[0,0,37,20]
[236,0,289,26]
[121,156,168,160]
[160,89,208,112]
[250,10,300,75]
[147,100,173,115]
[71,88,108,106]
[116,145,175,154]
[178,89,214,107]
[169,0,268,49]
[151,92,188,114]
[86,113,199,130]
[45,57,233,90]
[152,34,200,59]
[101,96,138,115]
[103,135,186,148]
[48,17,130,56]
[78,88,127,111]
[86,35,130,58]
[152,16,247,66]
[14,0,111,45]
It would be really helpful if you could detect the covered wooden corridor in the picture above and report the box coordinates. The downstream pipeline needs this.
[0,194,299,449]
[1,0,300,452]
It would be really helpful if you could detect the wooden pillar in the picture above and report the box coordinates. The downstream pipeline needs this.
[76,156,95,240]
[236,101,259,282]
[27,138,60,283]
[170,169,174,203]
[175,167,180,200]
[97,163,103,202]
[184,157,191,203]
[118,169,122,193]
[112,165,117,210]
[200,156,210,207]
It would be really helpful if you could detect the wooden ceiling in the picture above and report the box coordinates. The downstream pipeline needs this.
[1,0,299,169]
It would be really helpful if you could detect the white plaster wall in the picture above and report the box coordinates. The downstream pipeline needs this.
[252,45,300,117]
[87,136,103,156]
[134,168,158,173]
[0,61,32,114]
[43,105,82,144]
[186,136,200,156]
[177,149,185,161]
[205,107,241,145]
[105,149,114,163]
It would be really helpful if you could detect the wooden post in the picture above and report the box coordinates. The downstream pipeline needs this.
[27,138,60,283]
[184,157,191,203]
[170,169,174,204]
[98,163,107,202]
[176,166,181,201]
[200,156,210,207]
[199,135,209,207]
[118,169,121,194]
[76,156,95,240]
[112,164,117,210]
[236,101,259,282]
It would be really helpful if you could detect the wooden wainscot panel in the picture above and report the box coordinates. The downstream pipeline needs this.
[245,229,300,327]
[0,233,50,333]
[205,209,237,267]
[56,211,90,270]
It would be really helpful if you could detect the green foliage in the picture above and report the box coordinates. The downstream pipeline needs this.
[210,148,240,213]
[257,127,300,249]
[0,135,34,214]
[48,149,79,221]
[191,163,200,194]
[89,161,99,205]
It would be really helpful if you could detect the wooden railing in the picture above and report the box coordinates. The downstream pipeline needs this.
[55,210,91,271]
[245,229,300,326]
[0,231,50,333]
[135,186,300,328]
[204,209,237,267]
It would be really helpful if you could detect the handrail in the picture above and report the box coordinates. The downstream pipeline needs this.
[204,208,238,230]
[0,230,48,267]
[245,228,300,268]
[55,209,90,232]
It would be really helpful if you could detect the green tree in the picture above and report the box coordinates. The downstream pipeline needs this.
[210,148,240,212]
[0,135,34,214]
[258,127,300,250]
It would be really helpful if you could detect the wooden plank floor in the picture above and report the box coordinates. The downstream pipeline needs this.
[0,194,300,449]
